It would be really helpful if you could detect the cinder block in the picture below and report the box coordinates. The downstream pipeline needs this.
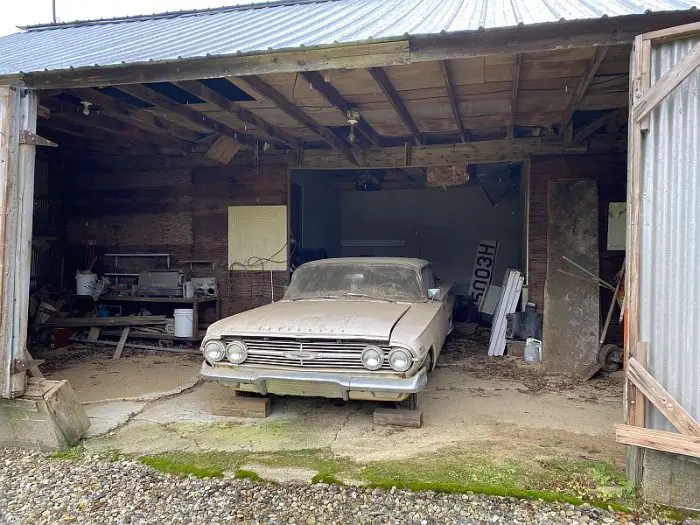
[211,389,271,418]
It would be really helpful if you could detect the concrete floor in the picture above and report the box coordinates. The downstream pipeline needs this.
[41,331,625,469]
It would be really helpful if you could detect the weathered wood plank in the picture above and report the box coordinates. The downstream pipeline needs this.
[300,70,384,147]
[211,390,271,418]
[175,80,302,149]
[369,67,423,145]
[238,75,357,166]
[47,316,168,327]
[64,88,203,142]
[627,356,700,437]
[86,327,101,342]
[508,54,521,139]
[633,41,700,125]
[573,108,627,144]
[118,84,259,147]
[615,424,700,458]
[205,136,242,165]
[373,408,423,428]
[112,327,131,360]
[560,46,610,136]
[439,60,467,142]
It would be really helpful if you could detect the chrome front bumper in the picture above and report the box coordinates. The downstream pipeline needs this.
[200,362,428,401]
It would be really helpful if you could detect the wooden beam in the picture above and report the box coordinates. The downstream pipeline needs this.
[573,108,628,144]
[283,137,585,169]
[45,98,189,149]
[560,46,610,136]
[615,424,700,458]
[300,71,384,147]
[508,54,522,139]
[238,75,357,166]
[174,80,302,150]
[439,60,467,143]
[117,84,259,147]
[369,67,423,145]
[633,41,700,126]
[627,357,700,437]
[643,21,700,44]
[38,122,162,156]
[65,88,203,143]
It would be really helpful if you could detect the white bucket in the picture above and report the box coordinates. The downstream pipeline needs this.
[173,308,194,338]
[76,271,98,296]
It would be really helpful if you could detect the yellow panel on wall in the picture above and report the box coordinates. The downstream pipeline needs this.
[228,205,288,271]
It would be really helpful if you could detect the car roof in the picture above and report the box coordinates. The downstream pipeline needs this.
[300,257,430,270]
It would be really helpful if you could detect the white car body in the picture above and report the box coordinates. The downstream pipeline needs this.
[200,257,454,402]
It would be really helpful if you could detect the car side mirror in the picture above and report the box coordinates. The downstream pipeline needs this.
[428,288,441,301]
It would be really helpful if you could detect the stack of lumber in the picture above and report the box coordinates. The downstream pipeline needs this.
[488,269,524,356]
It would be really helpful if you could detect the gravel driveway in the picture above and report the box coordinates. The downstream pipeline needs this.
[0,448,680,524]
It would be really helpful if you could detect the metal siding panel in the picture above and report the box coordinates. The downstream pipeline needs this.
[1,0,700,75]
[640,36,700,432]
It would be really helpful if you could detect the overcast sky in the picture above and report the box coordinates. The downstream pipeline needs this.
[0,0,270,36]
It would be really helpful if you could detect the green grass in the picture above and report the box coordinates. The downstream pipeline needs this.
[311,473,344,486]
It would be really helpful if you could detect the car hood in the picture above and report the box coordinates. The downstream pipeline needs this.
[206,300,412,341]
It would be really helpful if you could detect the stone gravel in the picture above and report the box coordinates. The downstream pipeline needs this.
[0,448,683,525]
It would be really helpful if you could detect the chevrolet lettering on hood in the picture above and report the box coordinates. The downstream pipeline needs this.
[200,257,455,408]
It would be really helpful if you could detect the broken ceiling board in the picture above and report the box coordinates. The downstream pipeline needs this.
[543,179,600,376]
[426,165,467,187]
[205,136,242,165]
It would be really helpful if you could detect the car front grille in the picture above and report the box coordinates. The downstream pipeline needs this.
[229,337,394,371]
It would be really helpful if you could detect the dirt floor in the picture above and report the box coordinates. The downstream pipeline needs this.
[36,326,625,469]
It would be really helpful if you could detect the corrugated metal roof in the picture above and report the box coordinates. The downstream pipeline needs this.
[0,0,698,76]
[639,35,700,433]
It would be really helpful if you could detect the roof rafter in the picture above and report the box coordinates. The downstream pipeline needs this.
[63,88,203,143]
[117,83,260,147]
[300,71,385,148]
[368,67,423,146]
[439,60,467,143]
[174,80,302,150]
[560,45,610,136]
[573,107,628,144]
[238,75,358,166]
[44,97,191,150]
[508,54,522,139]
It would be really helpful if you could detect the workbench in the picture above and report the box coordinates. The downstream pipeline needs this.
[99,295,220,338]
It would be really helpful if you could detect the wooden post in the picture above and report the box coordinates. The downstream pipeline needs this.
[0,87,39,399]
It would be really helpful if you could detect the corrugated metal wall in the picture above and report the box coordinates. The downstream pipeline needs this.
[639,36,700,431]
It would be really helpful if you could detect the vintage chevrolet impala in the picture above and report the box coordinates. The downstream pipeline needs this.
[200,257,454,408]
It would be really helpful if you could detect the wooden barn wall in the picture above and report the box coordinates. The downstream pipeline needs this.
[62,162,288,321]
[528,153,626,344]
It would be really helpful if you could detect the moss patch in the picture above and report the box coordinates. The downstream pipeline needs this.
[48,445,85,460]
[234,469,263,482]
[138,455,224,478]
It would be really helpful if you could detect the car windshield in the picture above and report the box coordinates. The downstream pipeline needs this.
[285,263,423,302]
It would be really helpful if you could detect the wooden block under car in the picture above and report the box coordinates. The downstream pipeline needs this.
[211,389,271,418]
[373,408,423,428]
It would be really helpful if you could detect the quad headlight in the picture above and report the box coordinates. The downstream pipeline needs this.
[203,340,226,363]
[361,345,384,371]
[388,348,412,372]
[226,340,248,364]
